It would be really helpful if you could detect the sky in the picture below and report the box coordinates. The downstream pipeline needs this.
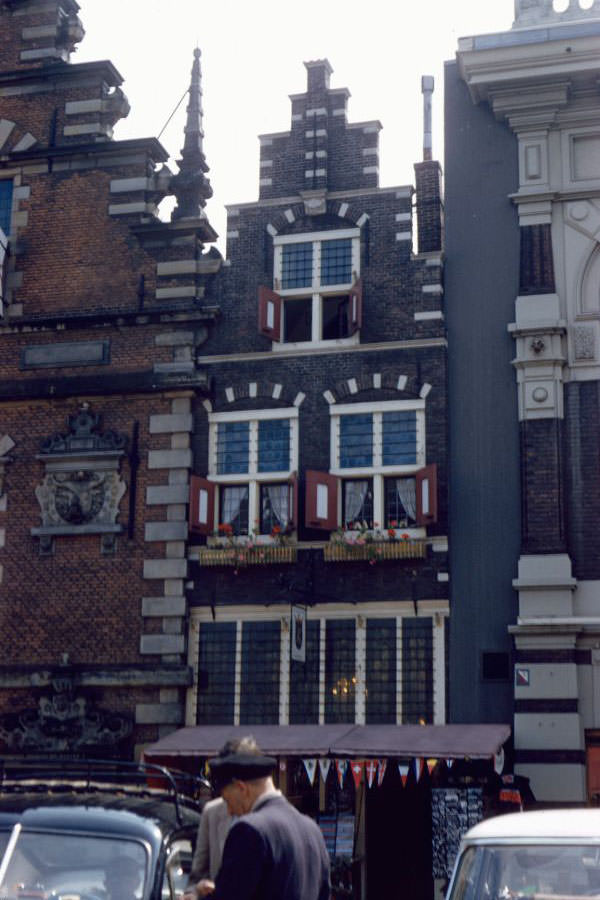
[75,0,514,251]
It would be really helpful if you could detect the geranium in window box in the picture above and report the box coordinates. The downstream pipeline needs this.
[198,543,297,567]
[324,529,426,563]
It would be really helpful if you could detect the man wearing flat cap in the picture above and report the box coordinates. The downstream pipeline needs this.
[190,736,330,900]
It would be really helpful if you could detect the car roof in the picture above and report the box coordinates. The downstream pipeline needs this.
[465,810,600,842]
[0,791,202,839]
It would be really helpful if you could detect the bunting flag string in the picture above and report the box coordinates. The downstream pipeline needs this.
[446,758,454,769]
[398,763,409,788]
[303,758,317,785]
[377,758,387,787]
[365,759,378,788]
[427,758,438,776]
[350,760,364,789]
[414,757,424,783]
[319,758,331,784]
[336,758,348,788]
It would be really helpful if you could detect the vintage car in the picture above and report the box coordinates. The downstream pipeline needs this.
[446,808,600,900]
[0,760,207,900]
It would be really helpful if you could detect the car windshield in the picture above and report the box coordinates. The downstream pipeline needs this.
[449,844,600,900]
[0,830,148,900]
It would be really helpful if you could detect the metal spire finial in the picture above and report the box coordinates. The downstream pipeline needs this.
[171,46,213,221]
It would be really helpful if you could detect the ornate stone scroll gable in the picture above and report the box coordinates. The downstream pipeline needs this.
[0,676,132,754]
[514,0,600,27]
[32,406,128,555]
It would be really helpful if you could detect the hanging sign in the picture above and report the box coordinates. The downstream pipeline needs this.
[365,760,378,788]
[336,759,348,788]
[398,763,409,787]
[350,760,364,789]
[303,758,317,785]
[319,758,331,783]
[414,758,424,783]
[494,747,505,775]
[377,758,387,787]
[291,605,307,662]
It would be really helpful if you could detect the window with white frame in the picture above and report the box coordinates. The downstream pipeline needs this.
[331,400,425,530]
[192,608,442,727]
[191,408,299,538]
[258,229,362,347]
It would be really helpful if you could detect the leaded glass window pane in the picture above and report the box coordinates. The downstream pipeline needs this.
[216,421,249,474]
[321,238,352,285]
[366,619,396,724]
[402,617,433,724]
[220,485,249,535]
[325,619,356,723]
[260,483,290,534]
[290,619,320,724]
[384,477,417,527]
[340,414,373,468]
[342,479,373,528]
[197,622,236,724]
[282,242,312,289]
[0,181,12,236]
[240,620,280,724]
[258,418,290,472]
[382,410,417,465]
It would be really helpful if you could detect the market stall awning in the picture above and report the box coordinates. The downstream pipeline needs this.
[144,723,510,761]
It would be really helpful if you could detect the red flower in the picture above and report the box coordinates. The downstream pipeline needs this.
[401,532,410,541]
[387,528,396,538]
[389,519,398,527]
[271,525,281,535]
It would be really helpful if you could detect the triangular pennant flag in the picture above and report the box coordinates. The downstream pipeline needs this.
[303,758,317,785]
[350,760,364,789]
[446,758,454,769]
[336,759,347,788]
[377,758,387,787]
[319,758,331,784]
[427,758,437,776]
[365,759,378,788]
[414,758,424,782]
[398,763,409,787]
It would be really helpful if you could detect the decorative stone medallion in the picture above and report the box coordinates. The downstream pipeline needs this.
[32,405,128,553]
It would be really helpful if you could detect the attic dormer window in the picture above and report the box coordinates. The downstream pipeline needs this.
[258,228,362,347]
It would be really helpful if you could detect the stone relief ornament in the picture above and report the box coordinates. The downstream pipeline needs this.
[514,0,600,27]
[32,404,128,553]
[0,676,132,754]
[574,325,596,361]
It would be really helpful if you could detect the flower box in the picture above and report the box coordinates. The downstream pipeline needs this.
[198,545,297,567]
[323,539,427,563]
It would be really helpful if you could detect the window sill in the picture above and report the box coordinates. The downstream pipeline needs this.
[271,335,360,352]
[198,545,297,566]
[323,539,426,563]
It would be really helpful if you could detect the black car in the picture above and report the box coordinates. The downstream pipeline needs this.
[0,760,208,900]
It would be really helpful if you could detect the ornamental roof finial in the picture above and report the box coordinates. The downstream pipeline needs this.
[171,47,213,222]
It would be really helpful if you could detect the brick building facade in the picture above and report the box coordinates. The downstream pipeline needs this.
[447,0,600,804]
[0,0,221,757]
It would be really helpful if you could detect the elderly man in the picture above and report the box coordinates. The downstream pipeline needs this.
[192,736,330,900]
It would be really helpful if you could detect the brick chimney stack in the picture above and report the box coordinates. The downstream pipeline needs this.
[414,75,443,253]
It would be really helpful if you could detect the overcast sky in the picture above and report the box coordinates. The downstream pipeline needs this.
[75,0,514,250]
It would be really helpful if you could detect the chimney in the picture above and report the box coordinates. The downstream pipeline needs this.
[414,76,443,253]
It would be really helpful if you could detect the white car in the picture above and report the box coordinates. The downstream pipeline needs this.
[447,809,600,899]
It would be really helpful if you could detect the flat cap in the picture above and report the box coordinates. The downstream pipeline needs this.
[209,751,277,789]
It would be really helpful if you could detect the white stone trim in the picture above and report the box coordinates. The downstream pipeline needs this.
[259,178,273,187]
[225,387,235,403]
[306,108,327,117]
[362,147,379,156]
[397,375,408,390]
[323,390,336,405]
[422,284,443,295]
[396,212,412,223]
[338,202,349,218]
[259,159,273,168]
[420,383,433,399]
[415,311,444,321]
[348,378,358,394]
[293,391,306,407]
[373,373,382,389]
[249,382,258,398]
[156,260,198,276]
[110,176,152,193]
[12,133,36,152]
[109,202,155,216]
[21,24,58,39]
[363,166,379,175]
[0,121,16,151]
[272,383,283,399]
[266,224,277,237]
[226,230,239,239]
[357,213,369,227]
[396,232,412,242]
[284,209,295,223]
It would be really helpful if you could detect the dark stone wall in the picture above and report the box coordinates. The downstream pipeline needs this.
[565,381,600,579]
[444,60,521,725]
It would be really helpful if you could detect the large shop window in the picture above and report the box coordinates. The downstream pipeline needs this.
[306,401,436,531]
[258,229,362,347]
[190,409,298,537]
[194,613,437,727]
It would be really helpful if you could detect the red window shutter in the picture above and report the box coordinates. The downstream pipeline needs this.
[416,464,438,525]
[347,277,363,335]
[258,285,282,341]
[288,474,299,529]
[305,470,338,530]
[189,476,215,536]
